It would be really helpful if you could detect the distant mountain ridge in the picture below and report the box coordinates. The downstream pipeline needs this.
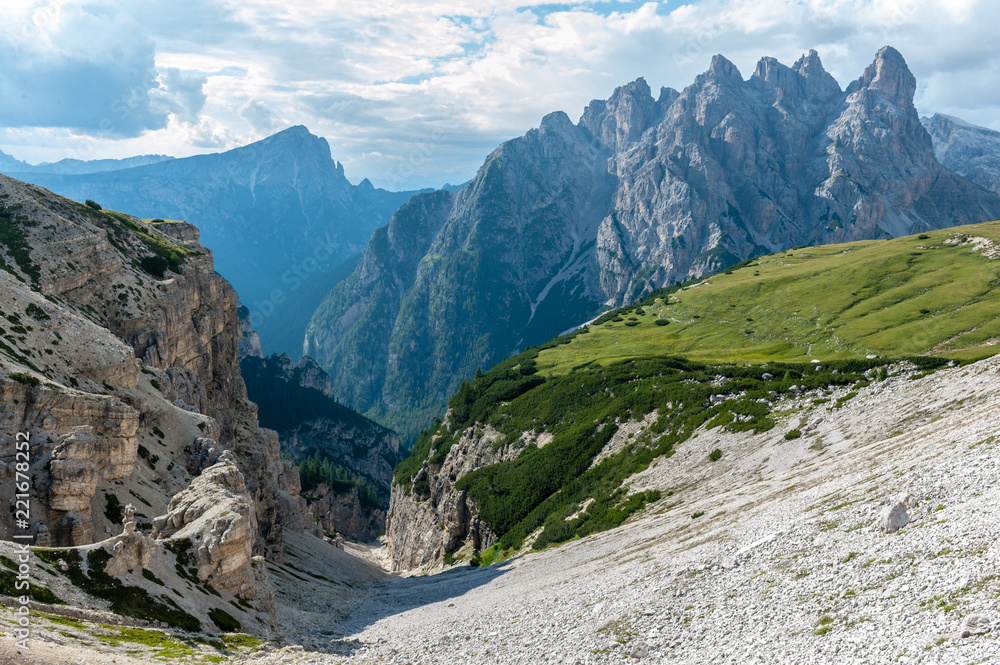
[922,113,1000,195]
[9,127,431,357]
[305,46,1000,442]
[0,151,175,175]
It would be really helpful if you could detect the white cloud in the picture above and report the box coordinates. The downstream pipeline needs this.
[149,68,208,124]
[2,0,1000,187]
[239,99,278,133]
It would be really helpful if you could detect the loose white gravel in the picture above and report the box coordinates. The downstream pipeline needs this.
[236,358,1000,665]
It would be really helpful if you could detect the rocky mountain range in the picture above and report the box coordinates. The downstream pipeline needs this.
[305,46,1000,441]
[2,40,1000,665]
[5,127,429,357]
[923,113,1000,194]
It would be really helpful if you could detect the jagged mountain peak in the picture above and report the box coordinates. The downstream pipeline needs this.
[923,112,1000,195]
[708,53,743,81]
[750,55,801,94]
[793,48,823,71]
[580,77,658,149]
[540,110,576,133]
[610,77,653,101]
[749,50,841,105]
[230,124,334,164]
[847,45,916,111]
[658,86,680,105]
[924,112,997,135]
[0,148,31,172]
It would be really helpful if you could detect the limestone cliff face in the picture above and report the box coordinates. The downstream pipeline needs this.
[307,47,1000,442]
[387,421,521,571]
[304,485,386,543]
[0,173,305,558]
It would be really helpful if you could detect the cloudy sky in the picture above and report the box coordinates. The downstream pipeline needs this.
[0,0,996,189]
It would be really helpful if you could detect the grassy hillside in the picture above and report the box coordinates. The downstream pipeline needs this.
[537,222,1000,376]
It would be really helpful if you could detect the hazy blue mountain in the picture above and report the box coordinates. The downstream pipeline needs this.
[10,127,430,355]
[254,254,361,360]
[305,47,1000,442]
[0,149,30,172]
[0,149,174,175]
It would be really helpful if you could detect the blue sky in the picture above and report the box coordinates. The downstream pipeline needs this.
[1,0,998,189]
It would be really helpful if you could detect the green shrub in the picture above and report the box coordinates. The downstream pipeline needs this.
[784,429,802,440]
[9,372,40,385]
[139,255,171,278]
[708,448,722,461]
[654,319,670,326]
[85,199,102,210]
[0,204,41,286]
[25,303,50,321]
[142,569,166,586]
[0,569,63,604]
[32,547,199,630]
[104,493,124,523]
[208,607,241,632]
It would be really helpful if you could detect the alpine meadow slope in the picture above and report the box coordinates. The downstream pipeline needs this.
[305,46,1000,442]
[537,221,1000,374]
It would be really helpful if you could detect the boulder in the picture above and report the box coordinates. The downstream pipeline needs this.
[960,614,991,638]
[877,494,914,533]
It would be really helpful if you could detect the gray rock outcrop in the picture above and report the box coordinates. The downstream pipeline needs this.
[152,454,259,596]
[0,173,307,556]
[387,423,513,571]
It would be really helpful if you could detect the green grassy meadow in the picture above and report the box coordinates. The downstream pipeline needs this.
[537,222,1000,376]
